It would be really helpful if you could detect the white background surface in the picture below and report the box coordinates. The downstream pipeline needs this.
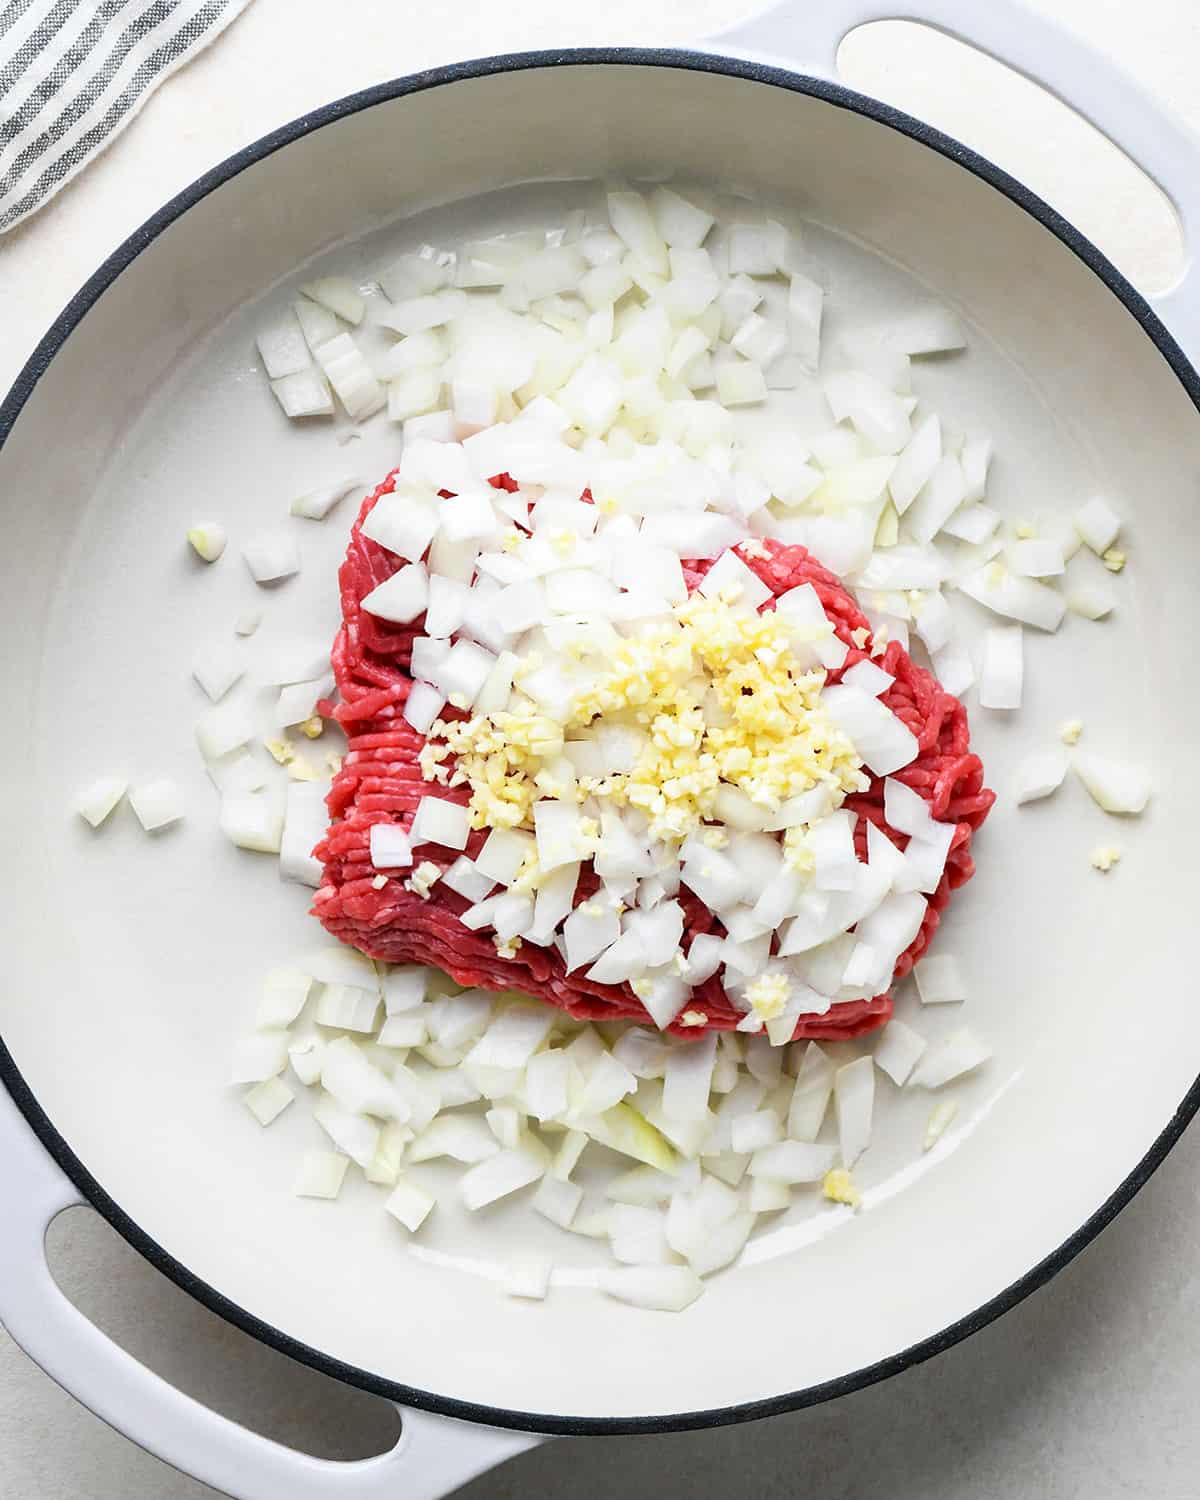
[3,0,1200,1495]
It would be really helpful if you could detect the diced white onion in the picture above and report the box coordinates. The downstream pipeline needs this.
[834,1055,874,1167]
[598,1265,703,1312]
[460,1145,546,1210]
[1072,752,1151,815]
[1007,538,1064,577]
[1073,496,1121,554]
[978,625,1023,710]
[279,782,327,886]
[361,562,429,624]
[1012,748,1068,804]
[910,1027,991,1088]
[915,953,967,1005]
[958,566,1066,632]
[129,780,184,832]
[243,532,301,584]
[748,1140,837,1182]
[76,776,126,828]
[873,1020,926,1085]
[187,522,227,562]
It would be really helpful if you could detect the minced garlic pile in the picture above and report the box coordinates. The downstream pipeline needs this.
[420,588,865,869]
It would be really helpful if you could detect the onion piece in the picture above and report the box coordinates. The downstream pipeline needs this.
[904,454,966,544]
[460,1145,547,1210]
[531,1173,583,1230]
[825,371,912,455]
[1012,748,1069,804]
[409,1115,499,1165]
[230,1031,288,1084]
[931,640,975,697]
[889,414,941,513]
[834,1055,874,1167]
[270,370,334,418]
[360,561,429,625]
[1073,496,1121,554]
[598,1265,703,1312]
[256,312,310,378]
[243,532,301,584]
[820,685,918,775]
[187,522,227,562]
[312,1095,380,1168]
[294,1150,349,1200]
[290,477,361,521]
[782,1044,834,1136]
[380,288,467,336]
[468,1004,555,1070]
[315,332,385,420]
[909,1027,991,1088]
[608,1203,673,1265]
[385,1178,436,1232]
[608,191,668,273]
[220,790,284,853]
[379,247,452,301]
[786,271,824,371]
[381,966,427,1014]
[941,503,999,544]
[880,304,967,355]
[76,776,126,828]
[244,1077,294,1126]
[915,953,967,1005]
[661,1032,718,1122]
[1066,579,1115,620]
[276,675,333,727]
[256,640,331,685]
[748,1140,837,1182]
[1007,538,1065,577]
[1072,752,1151,815]
[279,782,327,886]
[192,640,244,702]
[292,296,339,349]
[960,437,993,501]
[410,796,471,850]
[978,625,1023,710]
[314,984,380,1034]
[958,565,1066,632]
[873,1019,927,1086]
[129,780,184,832]
[300,277,365,325]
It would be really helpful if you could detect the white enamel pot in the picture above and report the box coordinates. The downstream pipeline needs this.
[4,2,1200,1495]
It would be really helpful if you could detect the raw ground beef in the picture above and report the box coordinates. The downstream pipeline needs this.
[314,469,995,1041]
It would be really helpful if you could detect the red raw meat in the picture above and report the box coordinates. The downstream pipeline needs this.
[314,470,994,1041]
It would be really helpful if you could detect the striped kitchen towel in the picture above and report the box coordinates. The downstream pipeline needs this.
[0,0,254,235]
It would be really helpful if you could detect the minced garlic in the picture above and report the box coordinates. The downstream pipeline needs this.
[1091,845,1121,873]
[422,591,865,846]
[822,1169,861,1207]
[745,972,790,1021]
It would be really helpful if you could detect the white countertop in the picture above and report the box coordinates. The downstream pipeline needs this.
[3,2,1199,1495]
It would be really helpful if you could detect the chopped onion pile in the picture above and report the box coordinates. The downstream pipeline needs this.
[233,949,988,1309]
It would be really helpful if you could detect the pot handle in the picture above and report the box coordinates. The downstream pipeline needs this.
[709,0,1200,360]
[0,1084,542,1500]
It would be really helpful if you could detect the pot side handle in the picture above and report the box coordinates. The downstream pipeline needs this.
[0,1085,542,1500]
[708,0,1200,363]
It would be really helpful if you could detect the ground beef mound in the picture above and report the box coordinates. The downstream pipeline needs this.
[314,470,994,1041]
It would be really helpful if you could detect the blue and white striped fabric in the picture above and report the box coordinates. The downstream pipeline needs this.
[0,0,253,234]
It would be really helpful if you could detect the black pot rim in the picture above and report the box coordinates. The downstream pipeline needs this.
[2,44,1198,1442]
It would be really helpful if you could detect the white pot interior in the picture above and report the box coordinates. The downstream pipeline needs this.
[2,59,1198,1423]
